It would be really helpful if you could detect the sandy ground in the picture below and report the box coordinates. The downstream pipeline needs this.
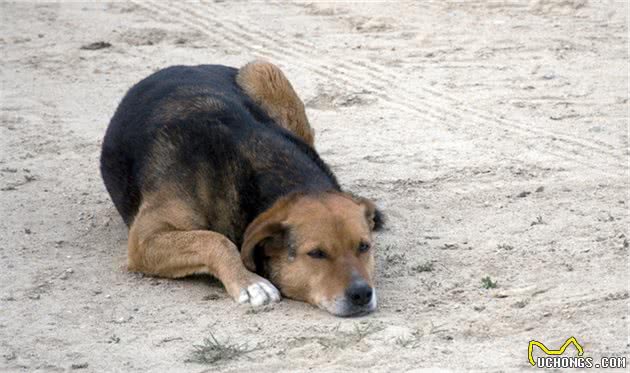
[1,0,628,372]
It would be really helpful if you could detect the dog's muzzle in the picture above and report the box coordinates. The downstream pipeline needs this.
[320,279,377,317]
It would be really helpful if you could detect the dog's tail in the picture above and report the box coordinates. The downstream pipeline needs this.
[236,60,315,147]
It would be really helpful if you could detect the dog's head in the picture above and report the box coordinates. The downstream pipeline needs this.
[241,191,383,316]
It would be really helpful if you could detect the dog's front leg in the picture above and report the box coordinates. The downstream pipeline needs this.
[127,200,280,307]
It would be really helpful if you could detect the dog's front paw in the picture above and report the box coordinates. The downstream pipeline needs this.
[228,272,281,307]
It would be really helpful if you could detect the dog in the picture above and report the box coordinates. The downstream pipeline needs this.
[100,61,383,316]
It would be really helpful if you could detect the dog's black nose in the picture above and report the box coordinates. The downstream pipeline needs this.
[346,281,373,306]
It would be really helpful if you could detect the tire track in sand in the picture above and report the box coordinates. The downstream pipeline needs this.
[135,0,626,174]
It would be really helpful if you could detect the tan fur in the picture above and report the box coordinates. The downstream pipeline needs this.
[127,185,262,299]
[241,192,375,306]
[236,60,315,147]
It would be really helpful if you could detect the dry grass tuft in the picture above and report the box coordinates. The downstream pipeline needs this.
[187,332,258,364]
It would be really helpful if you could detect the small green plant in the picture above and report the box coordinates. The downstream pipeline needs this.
[530,216,545,226]
[385,253,406,265]
[481,276,498,289]
[187,332,257,364]
[411,261,434,273]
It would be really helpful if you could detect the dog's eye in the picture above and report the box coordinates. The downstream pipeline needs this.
[307,248,327,259]
[358,242,371,254]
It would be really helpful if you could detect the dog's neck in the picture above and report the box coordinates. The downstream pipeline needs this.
[236,130,340,245]
[251,158,339,219]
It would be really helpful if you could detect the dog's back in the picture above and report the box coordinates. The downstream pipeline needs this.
[100,65,338,243]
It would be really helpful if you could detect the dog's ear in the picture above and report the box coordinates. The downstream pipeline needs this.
[354,196,385,232]
[241,221,287,273]
[372,206,385,231]
[241,200,292,272]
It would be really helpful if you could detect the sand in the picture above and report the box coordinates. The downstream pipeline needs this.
[1,0,628,372]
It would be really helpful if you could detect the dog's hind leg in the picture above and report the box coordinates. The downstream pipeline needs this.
[236,60,315,147]
[127,192,280,307]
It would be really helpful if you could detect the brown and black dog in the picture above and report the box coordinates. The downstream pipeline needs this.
[100,61,383,316]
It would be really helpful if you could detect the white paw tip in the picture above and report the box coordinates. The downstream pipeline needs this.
[259,282,281,302]
[248,283,267,307]
[238,289,249,304]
